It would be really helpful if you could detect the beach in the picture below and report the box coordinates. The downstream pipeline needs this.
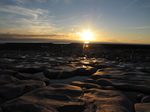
[0,43,150,112]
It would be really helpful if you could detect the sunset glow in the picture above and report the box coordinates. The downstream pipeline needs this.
[0,0,150,44]
[78,30,95,42]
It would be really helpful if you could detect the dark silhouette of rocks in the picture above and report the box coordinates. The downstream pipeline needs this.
[0,43,150,112]
[0,43,150,62]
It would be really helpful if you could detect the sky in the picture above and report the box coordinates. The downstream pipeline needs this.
[0,0,150,44]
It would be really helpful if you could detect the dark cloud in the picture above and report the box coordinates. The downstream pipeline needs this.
[0,33,77,43]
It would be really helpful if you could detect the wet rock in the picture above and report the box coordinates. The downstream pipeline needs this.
[95,79,113,86]
[141,95,150,103]
[57,105,85,112]
[0,69,18,76]
[82,88,134,112]
[17,66,43,74]
[84,78,95,83]
[0,108,2,112]
[83,103,97,112]
[137,94,147,102]
[105,86,116,90]
[0,74,46,102]
[43,66,75,79]
[71,81,102,89]
[1,84,84,112]
[141,67,150,74]
[91,69,129,80]
[0,75,20,85]
[0,97,3,104]
[91,68,150,94]
[90,73,106,80]
[84,67,97,76]
[0,79,46,102]
[2,100,52,112]
[134,103,150,112]
[75,66,97,76]
[110,79,150,94]
[15,73,49,85]
[94,64,108,69]
[121,91,139,104]
[0,84,24,101]
[20,80,46,93]
[1,83,135,112]
[43,65,96,79]
[49,84,83,99]
[0,52,150,112]
[97,78,150,94]
[49,76,88,85]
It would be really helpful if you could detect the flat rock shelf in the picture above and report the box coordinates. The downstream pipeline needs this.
[0,45,150,112]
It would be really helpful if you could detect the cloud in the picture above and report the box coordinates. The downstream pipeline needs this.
[128,26,150,29]
[0,4,62,34]
[63,0,72,4]
[0,5,49,19]
[120,0,139,12]
[51,0,72,5]
[13,0,27,5]
[34,0,46,3]
[0,0,73,36]
[13,0,46,4]
[0,33,80,43]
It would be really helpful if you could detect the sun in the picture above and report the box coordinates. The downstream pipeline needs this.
[78,30,94,42]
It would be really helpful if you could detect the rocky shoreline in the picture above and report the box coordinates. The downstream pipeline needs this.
[0,44,150,112]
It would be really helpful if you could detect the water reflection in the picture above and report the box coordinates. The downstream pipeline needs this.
[83,42,91,58]
[83,42,89,49]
